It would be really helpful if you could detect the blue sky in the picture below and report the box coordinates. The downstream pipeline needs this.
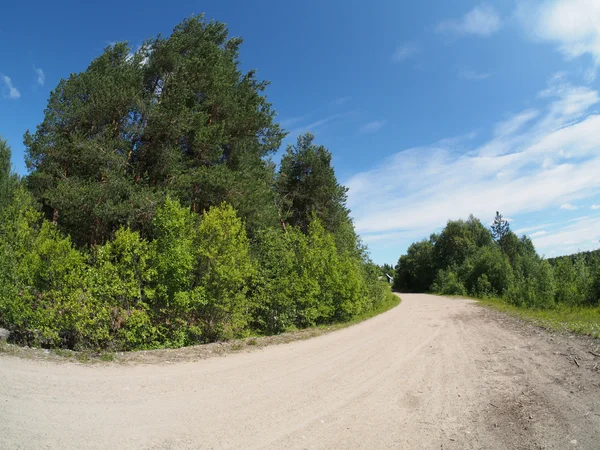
[2,0,600,264]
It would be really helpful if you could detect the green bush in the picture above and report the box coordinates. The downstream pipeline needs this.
[462,246,514,298]
[90,227,157,350]
[431,269,466,296]
[472,274,493,298]
[250,228,300,334]
[0,190,110,349]
[554,256,591,307]
[149,197,198,347]
[193,203,255,341]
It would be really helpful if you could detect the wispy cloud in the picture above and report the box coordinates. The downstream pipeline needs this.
[518,0,600,80]
[534,215,600,255]
[287,111,354,137]
[359,120,386,134]
[280,116,306,129]
[494,109,540,138]
[591,205,600,210]
[1,75,20,99]
[457,68,491,81]
[514,223,553,235]
[346,78,600,257]
[436,4,502,37]
[33,66,45,86]
[391,42,420,63]
[560,203,578,210]
[530,230,548,238]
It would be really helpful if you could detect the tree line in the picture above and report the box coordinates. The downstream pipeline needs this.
[0,16,394,351]
[393,212,600,308]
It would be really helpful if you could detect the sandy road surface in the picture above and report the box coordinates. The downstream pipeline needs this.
[1,293,600,449]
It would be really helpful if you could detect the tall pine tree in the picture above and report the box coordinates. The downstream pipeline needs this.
[0,138,18,212]
[25,16,285,246]
[491,211,510,243]
[276,133,350,235]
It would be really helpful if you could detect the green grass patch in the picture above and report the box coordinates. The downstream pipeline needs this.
[478,297,600,339]
[54,348,74,358]
[230,342,244,351]
[99,352,115,362]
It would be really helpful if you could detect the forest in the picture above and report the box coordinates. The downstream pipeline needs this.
[394,212,600,309]
[0,16,394,351]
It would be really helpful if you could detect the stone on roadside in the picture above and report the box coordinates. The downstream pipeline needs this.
[0,328,10,342]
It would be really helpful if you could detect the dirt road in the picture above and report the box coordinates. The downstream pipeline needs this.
[1,294,600,449]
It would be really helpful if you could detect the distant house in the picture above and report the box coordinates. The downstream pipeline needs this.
[385,273,393,285]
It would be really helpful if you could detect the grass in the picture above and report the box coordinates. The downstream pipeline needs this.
[438,292,600,339]
[100,352,115,362]
[478,297,600,339]
[54,348,73,358]
[0,340,15,355]
[76,352,90,363]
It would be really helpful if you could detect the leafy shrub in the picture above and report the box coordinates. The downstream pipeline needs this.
[502,256,554,308]
[90,227,157,349]
[149,197,198,347]
[194,203,255,341]
[431,269,466,296]
[462,246,514,298]
[0,191,110,349]
[472,274,493,298]
[250,228,300,334]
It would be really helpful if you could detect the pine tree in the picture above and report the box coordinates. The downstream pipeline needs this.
[276,133,350,235]
[24,16,284,247]
[491,211,510,243]
[0,138,18,212]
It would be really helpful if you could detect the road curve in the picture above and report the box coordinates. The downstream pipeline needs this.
[1,293,599,449]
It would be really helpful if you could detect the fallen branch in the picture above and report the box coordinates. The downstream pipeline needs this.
[589,351,600,358]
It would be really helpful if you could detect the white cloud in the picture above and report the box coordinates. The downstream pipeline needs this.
[533,215,600,256]
[519,0,600,79]
[33,66,45,86]
[530,230,548,238]
[560,203,578,210]
[436,4,502,37]
[359,120,385,134]
[592,205,600,210]
[514,223,552,235]
[1,75,20,99]
[391,42,420,63]
[346,80,600,255]
[494,109,539,137]
[458,69,491,81]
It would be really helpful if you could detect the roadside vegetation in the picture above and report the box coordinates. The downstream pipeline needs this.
[0,16,394,352]
[393,212,600,338]
[479,298,600,338]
